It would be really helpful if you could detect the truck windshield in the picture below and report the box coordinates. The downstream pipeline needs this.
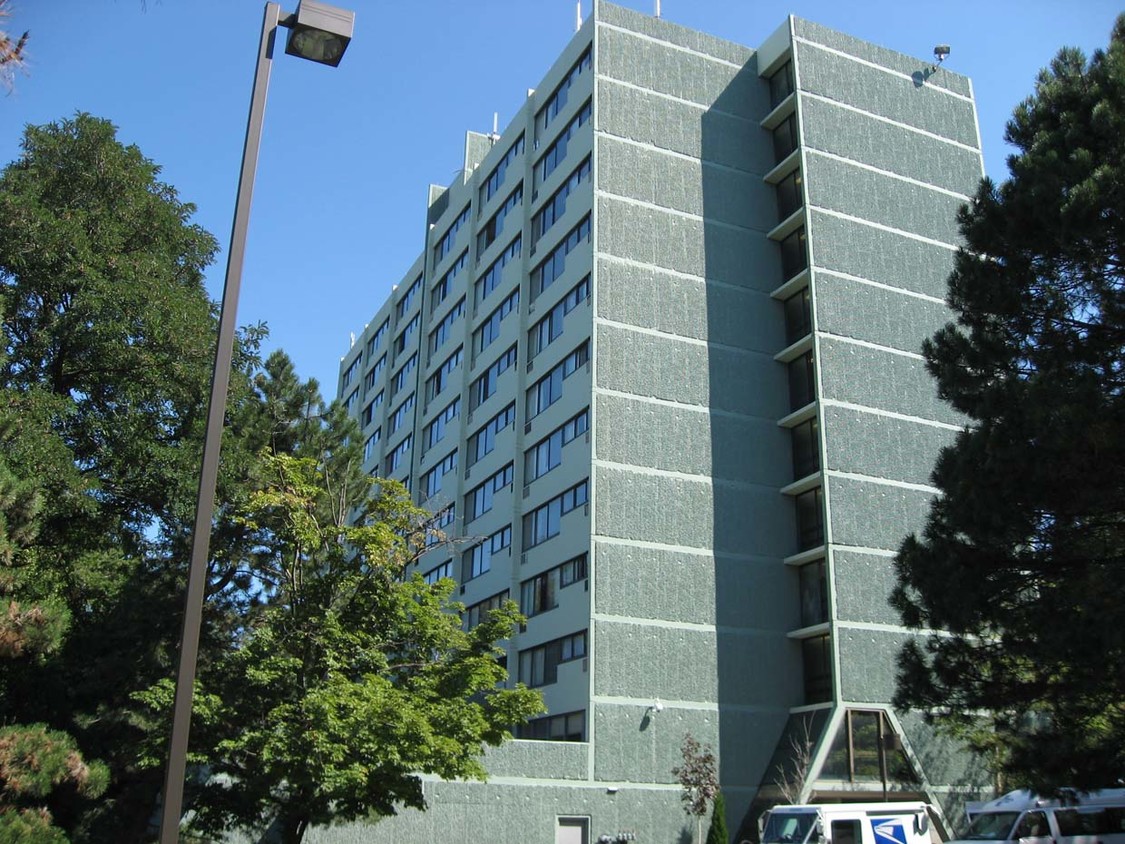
[762,812,818,844]
[965,812,1020,840]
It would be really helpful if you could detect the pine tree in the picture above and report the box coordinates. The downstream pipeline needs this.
[706,790,729,844]
[892,15,1125,791]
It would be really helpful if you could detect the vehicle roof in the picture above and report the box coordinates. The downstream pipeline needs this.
[771,803,930,814]
[975,790,1125,813]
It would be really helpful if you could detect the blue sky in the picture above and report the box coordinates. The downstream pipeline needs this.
[2,0,1119,397]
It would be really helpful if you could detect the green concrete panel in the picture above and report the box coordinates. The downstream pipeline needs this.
[897,710,992,800]
[596,259,783,353]
[598,25,762,116]
[597,0,754,66]
[594,465,794,557]
[595,322,787,416]
[800,97,982,195]
[808,210,956,300]
[821,404,956,487]
[793,18,974,99]
[804,153,964,246]
[716,707,797,792]
[836,625,907,702]
[597,134,774,231]
[597,196,778,291]
[593,619,794,706]
[596,78,771,175]
[594,393,790,485]
[832,549,901,626]
[826,474,935,552]
[593,539,797,630]
[593,701,718,784]
[796,42,979,147]
[814,273,951,356]
[483,739,590,780]
[301,779,692,844]
[817,336,963,426]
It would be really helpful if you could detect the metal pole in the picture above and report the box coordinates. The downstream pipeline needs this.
[158,4,279,840]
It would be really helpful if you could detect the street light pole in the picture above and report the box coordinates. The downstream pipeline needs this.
[158,3,353,840]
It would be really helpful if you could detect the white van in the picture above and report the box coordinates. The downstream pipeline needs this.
[759,802,940,844]
[953,790,1125,844]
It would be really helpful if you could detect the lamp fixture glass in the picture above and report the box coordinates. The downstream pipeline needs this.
[284,0,354,67]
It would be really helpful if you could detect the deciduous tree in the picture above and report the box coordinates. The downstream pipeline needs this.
[892,14,1125,791]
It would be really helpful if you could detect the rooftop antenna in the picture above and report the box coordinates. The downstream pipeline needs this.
[931,44,950,74]
[575,0,581,33]
[490,111,500,143]
[655,0,661,17]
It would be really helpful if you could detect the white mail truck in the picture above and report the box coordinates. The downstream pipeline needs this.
[759,802,941,844]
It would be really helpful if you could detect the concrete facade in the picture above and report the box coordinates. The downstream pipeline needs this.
[330,5,989,842]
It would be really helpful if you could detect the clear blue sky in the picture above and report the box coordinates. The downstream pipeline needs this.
[2,0,1119,396]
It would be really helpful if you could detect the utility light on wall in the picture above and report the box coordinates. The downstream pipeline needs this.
[931,44,951,72]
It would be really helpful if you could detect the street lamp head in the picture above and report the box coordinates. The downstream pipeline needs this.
[284,0,354,67]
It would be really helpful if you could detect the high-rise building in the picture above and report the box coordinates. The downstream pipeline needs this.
[333,3,988,842]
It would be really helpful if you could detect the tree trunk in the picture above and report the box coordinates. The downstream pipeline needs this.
[279,812,309,844]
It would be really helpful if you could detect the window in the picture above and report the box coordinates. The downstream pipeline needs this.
[424,503,455,547]
[343,388,359,413]
[523,480,588,549]
[423,397,460,451]
[341,355,361,388]
[796,486,824,551]
[518,630,586,687]
[474,288,519,357]
[389,393,415,434]
[538,48,591,131]
[428,297,465,356]
[384,435,412,475]
[538,100,591,183]
[822,709,918,782]
[470,344,517,410]
[465,463,514,522]
[477,185,522,257]
[425,346,462,403]
[780,226,808,280]
[467,402,516,465]
[776,168,803,220]
[517,709,586,742]
[434,204,470,264]
[363,428,382,462]
[802,634,832,703]
[396,274,422,319]
[530,214,590,301]
[532,156,590,245]
[474,235,521,306]
[768,59,794,108]
[524,409,588,483]
[799,558,828,627]
[480,134,525,205]
[390,353,417,398]
[462,525,512,580]
[526,342,588,420]
[366,319,389,359]
[361,391,384,427]
[788,350,815,411]
[364,354,387,392]
[791,416,819,480]
[423,559,452,585]
[431,250,468,310]
[773,113,798,163]
[393,313,420,357]
[464,589,510,630]
[420,449,457,500]
[784,286,812,346]
[520,554,586,618]
[528,275,589,358]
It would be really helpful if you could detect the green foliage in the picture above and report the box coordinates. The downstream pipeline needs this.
[892,15,1125,792]
[706,791,728,844]
[136,447,542,843]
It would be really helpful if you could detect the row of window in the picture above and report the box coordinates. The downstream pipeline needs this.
[465,462,514,523]
[518,629,586,688]
[475,235,522,307]
[432,250,468,311]
[429,297,465,357]
[539,100,591,185]
[478,185,523,258]
[389,392,415,434]
[423,397,460,451]
[524,479,588,549]
[426,346,463,403]
[463,524,512,580]
[420,449,457,500]
[470,343,518,411]
[520,553,587,618]
[527,341,588,420]
[532,156,590,247]
[537,47,592,133]
[525,408,588,483]
[531,214,590,301]
[529,275,589,359]
[434,204,470,265]
[480,134,525,206]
